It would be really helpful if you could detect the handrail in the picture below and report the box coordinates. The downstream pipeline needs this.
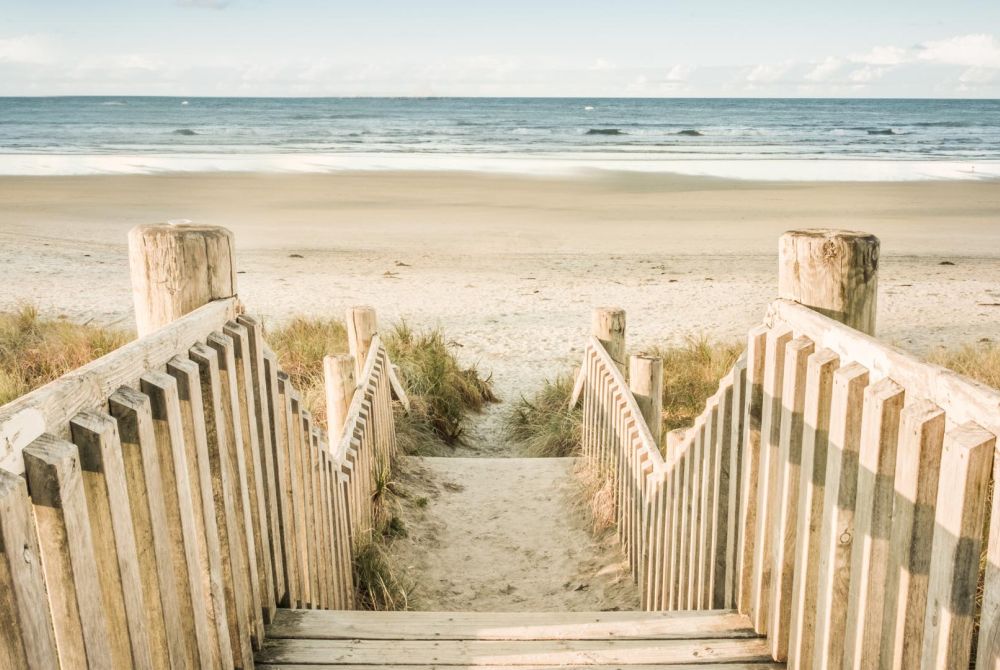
[0,296,238,475]
[333,333,384,463]
[585,334,666,473]
[767,298,1000,436]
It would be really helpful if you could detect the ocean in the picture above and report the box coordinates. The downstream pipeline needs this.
[1,97,999,180]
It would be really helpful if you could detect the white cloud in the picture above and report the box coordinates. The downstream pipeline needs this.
[590,58,614,72]
[746,62,791,83]
[804,57,842,81]
[176,0,230,8]
[917,34,1000,69]
[851,45,908,66]
[848,65,888,83]
[665,64,692,82]
[0,34,56,64]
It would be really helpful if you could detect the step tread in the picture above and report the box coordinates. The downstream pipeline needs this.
[265,608,759,641]
[256,637,773,666]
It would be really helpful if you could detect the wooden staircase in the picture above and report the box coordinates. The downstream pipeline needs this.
[255,609,779,667]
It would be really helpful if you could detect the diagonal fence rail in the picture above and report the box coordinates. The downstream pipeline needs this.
[0,225,402,669]
[576,229,1000,669]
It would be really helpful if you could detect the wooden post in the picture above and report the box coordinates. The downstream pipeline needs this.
[346,306,377,379]
[593,307,626,373]
[778,229,879,336]
[324,354,357,443]
[629,354,663,445]
[128,224,238,337]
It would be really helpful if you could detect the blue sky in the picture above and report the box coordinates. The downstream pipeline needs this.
[2,1,999,96]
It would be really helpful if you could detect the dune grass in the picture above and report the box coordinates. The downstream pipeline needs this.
[0,305,132,405]
[503,373,581,457]
[265,316,498,609]
[646,335,744,433]
[928,340,1000,391]
[504,335,743,457]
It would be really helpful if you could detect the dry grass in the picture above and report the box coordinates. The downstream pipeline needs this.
[928,340,1000,391]
[505,336,742,457]
[383,322,498,446]
[646,335,743,433]
[0,305,132,405]
[502,373,581,456]
[264,316,348,427]
[574,460,616,534]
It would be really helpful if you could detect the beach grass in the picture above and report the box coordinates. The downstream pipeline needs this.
[0,304,131,405]
[502,373,581,457]
[503,335,743,457]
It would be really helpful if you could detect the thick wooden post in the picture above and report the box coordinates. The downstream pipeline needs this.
[346,307,377,379]
[778,229,879,335]
[593,307,626,373]
[128,224,238,337]
[324,354,357,442]
[629,354,663,445]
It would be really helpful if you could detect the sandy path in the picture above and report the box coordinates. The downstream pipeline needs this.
[391,455,638,612]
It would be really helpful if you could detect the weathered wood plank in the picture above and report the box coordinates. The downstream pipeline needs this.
[766,335,813,660]
[70,411,154,670]
[0,298,237,474]
[0,469,59,669]
[768,298,1000,438]
[785,348,839,670]
[110,386,183,669]
[190,342,255,669]
[811,362,868,670]
[209,332,265,645]
[255,637,774,665]
[141,371,215,666]
[922,422,994,669]
[23,434,113,669]
[737,326,768,616]
[750,325,793,632]
[226,320,277,622]
[165,355,234,669]
[266,352,298,609]
[238,315,286,610]
[264,608,762,640]
[842,378,905,669]
[879,399,945,670]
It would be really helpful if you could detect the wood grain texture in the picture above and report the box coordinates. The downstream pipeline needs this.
[785,349,839,670]
[70,410,155,670]
[879,399,945,670]
[110,386,182,669]
[23,434,113,669]
[842,378,905,670]
[766,335,813,660]
[0,298,236,474]
[811,363,868,670]
[0,469,59,670]
[922,422,994,670]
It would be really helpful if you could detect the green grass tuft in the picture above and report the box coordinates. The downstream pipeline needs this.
[645,334,743,433]
[502,373,581,456]
[383,322,498,445]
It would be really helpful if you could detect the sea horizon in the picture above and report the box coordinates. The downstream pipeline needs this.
[2,96,999,180]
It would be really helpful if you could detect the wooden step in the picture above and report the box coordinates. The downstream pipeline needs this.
[257,609,777,667]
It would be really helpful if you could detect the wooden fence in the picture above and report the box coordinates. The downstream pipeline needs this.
[577,229,1000,669]
[0,225,401,669]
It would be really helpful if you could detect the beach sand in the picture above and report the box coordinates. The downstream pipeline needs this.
[3,170,998,611]
[2,171,999,416]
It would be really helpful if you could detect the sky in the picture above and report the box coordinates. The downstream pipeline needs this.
[2,1,1000,97]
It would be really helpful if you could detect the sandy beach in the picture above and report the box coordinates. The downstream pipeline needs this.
[3,171,998,410]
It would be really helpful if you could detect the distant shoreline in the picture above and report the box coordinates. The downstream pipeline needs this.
[1,153,999,181]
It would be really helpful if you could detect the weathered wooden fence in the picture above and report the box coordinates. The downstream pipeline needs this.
[0,224,401,669]
[577,229,1000,669]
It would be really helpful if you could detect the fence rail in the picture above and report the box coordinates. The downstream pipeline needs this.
[578,229,1000,669]
[0,224,401,669]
